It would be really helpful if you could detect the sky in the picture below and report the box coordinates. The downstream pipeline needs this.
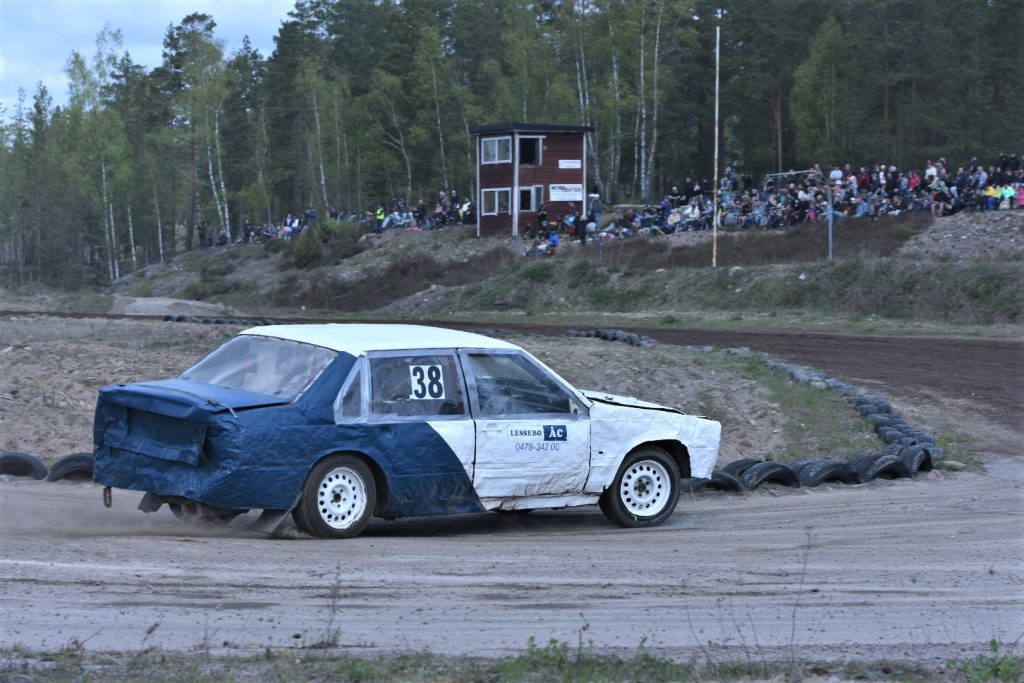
[0,0,296,119]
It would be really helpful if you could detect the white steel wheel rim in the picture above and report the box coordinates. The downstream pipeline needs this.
[317,466,368,530]
[619,459,671,517]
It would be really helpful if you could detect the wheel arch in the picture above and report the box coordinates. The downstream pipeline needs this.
[633,440,691,478]
[307,449,391,517]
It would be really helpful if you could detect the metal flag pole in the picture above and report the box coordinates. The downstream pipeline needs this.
[712,24,720,268]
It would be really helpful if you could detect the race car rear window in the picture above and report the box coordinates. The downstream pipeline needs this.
[181,335,337,401]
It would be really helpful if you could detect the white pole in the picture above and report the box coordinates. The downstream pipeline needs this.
[712,24,720,268]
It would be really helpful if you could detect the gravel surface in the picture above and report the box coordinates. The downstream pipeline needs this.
[1,309,1022,666]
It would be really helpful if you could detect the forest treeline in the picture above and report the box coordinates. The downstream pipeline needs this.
[1,0,1021,286]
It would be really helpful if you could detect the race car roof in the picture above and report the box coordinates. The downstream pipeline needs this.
[240,324,521,355]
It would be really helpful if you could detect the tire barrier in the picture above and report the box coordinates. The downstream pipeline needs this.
[574,329,954,498]
[45,452,94,482]
[566,329,660,347]
[164,315,279,326]
[0,451,48,480]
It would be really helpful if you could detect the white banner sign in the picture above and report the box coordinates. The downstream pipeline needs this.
[558,159,582,169]
[549,183,584,201]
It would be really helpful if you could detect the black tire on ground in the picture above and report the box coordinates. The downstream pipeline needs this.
[704,471,746,493]
[598,447,681,528]
[787,458,821,476]
[858,404,879,417]
[292,454,376,539]
[740,461,800,489]
[848,453,884,483]
[883,443,905,457]
[850,453,912,483]
[493,508,533,515]
[0,451,48,480]
[900,445,933,474]
[720,458,763,477]
[45,452,94,482]
[797,460,859,487]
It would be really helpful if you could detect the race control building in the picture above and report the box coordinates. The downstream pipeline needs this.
[469,122,593,237]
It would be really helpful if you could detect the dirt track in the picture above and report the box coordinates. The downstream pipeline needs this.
[1,470,1021,665]
[1,312,1022,664]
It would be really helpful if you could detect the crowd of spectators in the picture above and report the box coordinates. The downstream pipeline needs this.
[620,153,1023,236]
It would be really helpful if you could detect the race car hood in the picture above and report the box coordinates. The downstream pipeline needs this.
[582,390,682,414]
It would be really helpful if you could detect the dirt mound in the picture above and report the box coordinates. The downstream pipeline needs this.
[897,210,1024,262]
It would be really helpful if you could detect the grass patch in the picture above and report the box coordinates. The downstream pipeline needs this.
[952,640,1024,682]
[271,247,517,312]
[740,356,869,461]
[1,641,997,682]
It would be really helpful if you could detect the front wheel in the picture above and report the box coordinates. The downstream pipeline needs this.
[293,455,376,539]
[599,447,680,528]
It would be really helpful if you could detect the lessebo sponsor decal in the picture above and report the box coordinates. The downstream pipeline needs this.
[509,425,567,441]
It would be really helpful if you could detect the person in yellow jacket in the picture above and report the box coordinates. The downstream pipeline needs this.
[375,205,386,233]
[983,184,1000,210]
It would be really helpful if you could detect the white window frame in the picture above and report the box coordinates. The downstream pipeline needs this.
[518,135,543,166]
[482,188,512,216]
[519,185,544,212]
[482,136,512,165]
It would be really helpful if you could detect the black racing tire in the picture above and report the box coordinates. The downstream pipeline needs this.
[704,470,746,493]
[720,458,763,477]
[797,459,859,487]
[599,447,680,528]
[900,445,933,474]
[494,508,534,515]
[293,454,376,539]
[45,452,94,482]
[740,461,800,489]
[0,451,48,480]
[858,404,879,417]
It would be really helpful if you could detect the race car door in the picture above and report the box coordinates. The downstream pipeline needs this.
[460,349,590,502]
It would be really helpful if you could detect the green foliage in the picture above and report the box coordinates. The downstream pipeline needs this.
[952,640,1024,682]
[289,230,323,269]
[2,2,1023,287]
[521,261,555,282]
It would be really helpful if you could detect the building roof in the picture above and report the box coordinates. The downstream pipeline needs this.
[241,324,521,355]
[469,122,594,135]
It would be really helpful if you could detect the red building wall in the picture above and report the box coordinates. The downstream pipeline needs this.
[476,129,588,238]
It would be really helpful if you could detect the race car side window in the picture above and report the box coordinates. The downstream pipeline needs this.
[464,352,584,417]
[367,352,467,419]
[333,357,366,422]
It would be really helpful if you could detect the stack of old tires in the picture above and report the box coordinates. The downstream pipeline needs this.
[683,441,937,495]
[0,451,93,482]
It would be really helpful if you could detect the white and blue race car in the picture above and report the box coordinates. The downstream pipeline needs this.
[93,324,721,538]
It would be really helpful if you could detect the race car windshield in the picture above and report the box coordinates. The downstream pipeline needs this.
[181,335,338,401]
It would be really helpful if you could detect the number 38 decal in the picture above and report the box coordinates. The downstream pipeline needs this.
[409,364,446,399]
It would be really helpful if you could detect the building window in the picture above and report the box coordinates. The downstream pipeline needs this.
[519,137,542,165]
[482,137,512,164]
[519,185,544,212]
[482,188,511,215]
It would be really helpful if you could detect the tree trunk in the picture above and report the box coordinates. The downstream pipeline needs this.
[214,109,231,239]
[311,88,329,211]
[100,158,115,281]
[127,200,137,269]
[205,125,224,236]
[430,56,450,192]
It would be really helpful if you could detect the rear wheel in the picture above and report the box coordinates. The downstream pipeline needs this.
[599,447,680,528]
[293,455,375,539]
